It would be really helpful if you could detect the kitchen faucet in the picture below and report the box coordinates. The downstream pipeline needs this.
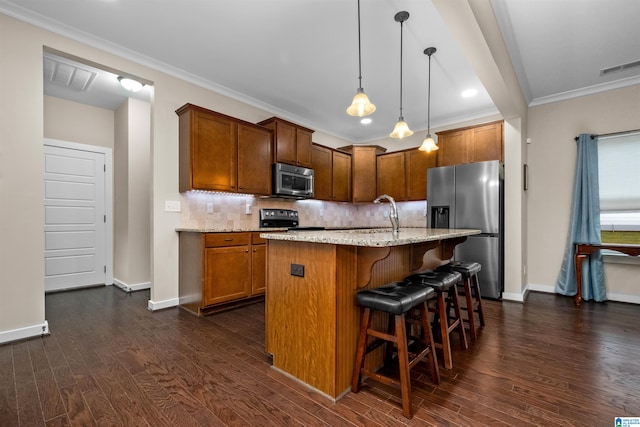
[373,194,399,233]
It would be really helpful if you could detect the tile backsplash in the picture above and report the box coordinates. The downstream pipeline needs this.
[180,192,428,230]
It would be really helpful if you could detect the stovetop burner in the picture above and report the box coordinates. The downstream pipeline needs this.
[260,208,299,228]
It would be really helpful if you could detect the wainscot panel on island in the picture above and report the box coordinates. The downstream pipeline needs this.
[259,227,480,400]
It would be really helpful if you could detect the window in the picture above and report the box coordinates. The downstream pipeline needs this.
[598,131,640,244]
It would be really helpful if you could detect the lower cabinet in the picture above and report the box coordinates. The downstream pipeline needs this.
[179,231,265,315]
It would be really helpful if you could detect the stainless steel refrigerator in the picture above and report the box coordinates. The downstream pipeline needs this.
[427,160,504,299]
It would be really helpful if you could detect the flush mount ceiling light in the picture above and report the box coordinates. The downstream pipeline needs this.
[419,47,438,153]
[346,0,375,117]
[118,76,144,92]
[390,11,413,139]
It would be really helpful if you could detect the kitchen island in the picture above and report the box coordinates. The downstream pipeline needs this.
[260,227,480,400]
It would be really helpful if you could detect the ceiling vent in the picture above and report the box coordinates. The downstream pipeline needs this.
[600,60,640,76]
[44,56,97,91]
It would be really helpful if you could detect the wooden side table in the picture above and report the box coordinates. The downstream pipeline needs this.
[574,243,640,305]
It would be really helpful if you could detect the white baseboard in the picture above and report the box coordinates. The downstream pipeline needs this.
[0,320,49,345]
[502,289,527,302]
[522,283,640,305]
[113,278,151,293]
[147,298,179,311]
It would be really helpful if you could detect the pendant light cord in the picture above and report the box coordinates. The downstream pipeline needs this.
[399,19,404,118]
[427,51,431,133]
[357,0,363,90]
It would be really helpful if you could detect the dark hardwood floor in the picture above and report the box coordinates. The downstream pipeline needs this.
[2,286,640,426]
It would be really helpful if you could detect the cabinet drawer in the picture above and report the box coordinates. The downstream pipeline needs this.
[204,233,250,247]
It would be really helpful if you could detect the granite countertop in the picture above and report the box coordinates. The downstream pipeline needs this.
[259,228,481,247]
[176,227,287,233]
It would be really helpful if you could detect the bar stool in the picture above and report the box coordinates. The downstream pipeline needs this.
[405,270,468,369]
[437,261,485,340]
[352,281,440,419]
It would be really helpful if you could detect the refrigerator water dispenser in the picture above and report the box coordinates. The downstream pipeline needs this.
[431,206,450,228]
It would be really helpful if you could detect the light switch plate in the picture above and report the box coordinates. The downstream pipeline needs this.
[165,200,181,212]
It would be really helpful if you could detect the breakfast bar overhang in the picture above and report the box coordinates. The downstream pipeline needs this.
[260,227,480,400]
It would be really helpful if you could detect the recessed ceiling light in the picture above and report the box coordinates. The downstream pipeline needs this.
[461,88,477,98]
[360,117,372,125]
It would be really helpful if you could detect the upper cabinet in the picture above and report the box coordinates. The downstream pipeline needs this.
[332,150,352,202]
[377,148,436,201]
[258,117,314,168]
[339,145,386,202]
[311,144,351,202]
[436,121,504,167]
[237,123,273,194]
[311,144,332,201]
[177,104,272,194]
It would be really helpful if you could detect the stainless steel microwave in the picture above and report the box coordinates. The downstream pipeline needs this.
[272,163,314,198]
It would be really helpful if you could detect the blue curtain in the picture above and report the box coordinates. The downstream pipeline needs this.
[555,134,606,302]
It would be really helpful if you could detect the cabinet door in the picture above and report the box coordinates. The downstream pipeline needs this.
[311,144,332,201]
[332,151,351,202]
[470,122,503,163]
[274,121,297,165]
[295,128,313,167]
[351,147,379,202]
[203,246,251,306]
[238,124,273,195]
[377,151,406,201]
[251,244,266,295]
[437,130,468,167]
[406,149,435,201]
[191,110,238,191]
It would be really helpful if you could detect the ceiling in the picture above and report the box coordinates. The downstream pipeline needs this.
[1,0,639,143]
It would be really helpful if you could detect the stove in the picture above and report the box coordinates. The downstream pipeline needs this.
[260,208,299,228]
[259,208,325,231]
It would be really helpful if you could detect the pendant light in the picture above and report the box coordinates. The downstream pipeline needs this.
[390,11,413,139]
[346,0,375,117]
[419,47,439,152]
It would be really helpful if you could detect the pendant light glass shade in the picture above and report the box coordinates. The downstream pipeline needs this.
[419,47,438,152]
[346,0,375,117]
[419,134,438,152]
[347,88,376,116]
[390,118,413,139]
[390,11,412,139]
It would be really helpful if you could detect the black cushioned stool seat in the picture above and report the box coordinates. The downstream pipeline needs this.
[352,281,439,419]
[436,261,485,340]
[405,270,468,369]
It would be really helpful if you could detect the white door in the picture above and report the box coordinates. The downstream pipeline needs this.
[44,144,106,291]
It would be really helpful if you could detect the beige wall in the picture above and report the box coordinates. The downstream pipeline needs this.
[0,15,48,339]
[526,85,640,300]
[44,96,114,148]
[114,98,151,287]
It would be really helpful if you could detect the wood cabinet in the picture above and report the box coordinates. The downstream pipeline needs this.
[332,150,352,202]
[311,144,351,202]
[436,121,503,167]
[251,234,267,295]
[179,231,266,315]
[376,148,436,201]
[258,117,313,168]
[177,104,273,194]
[377,151,406,200]
[338,145,386,202]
